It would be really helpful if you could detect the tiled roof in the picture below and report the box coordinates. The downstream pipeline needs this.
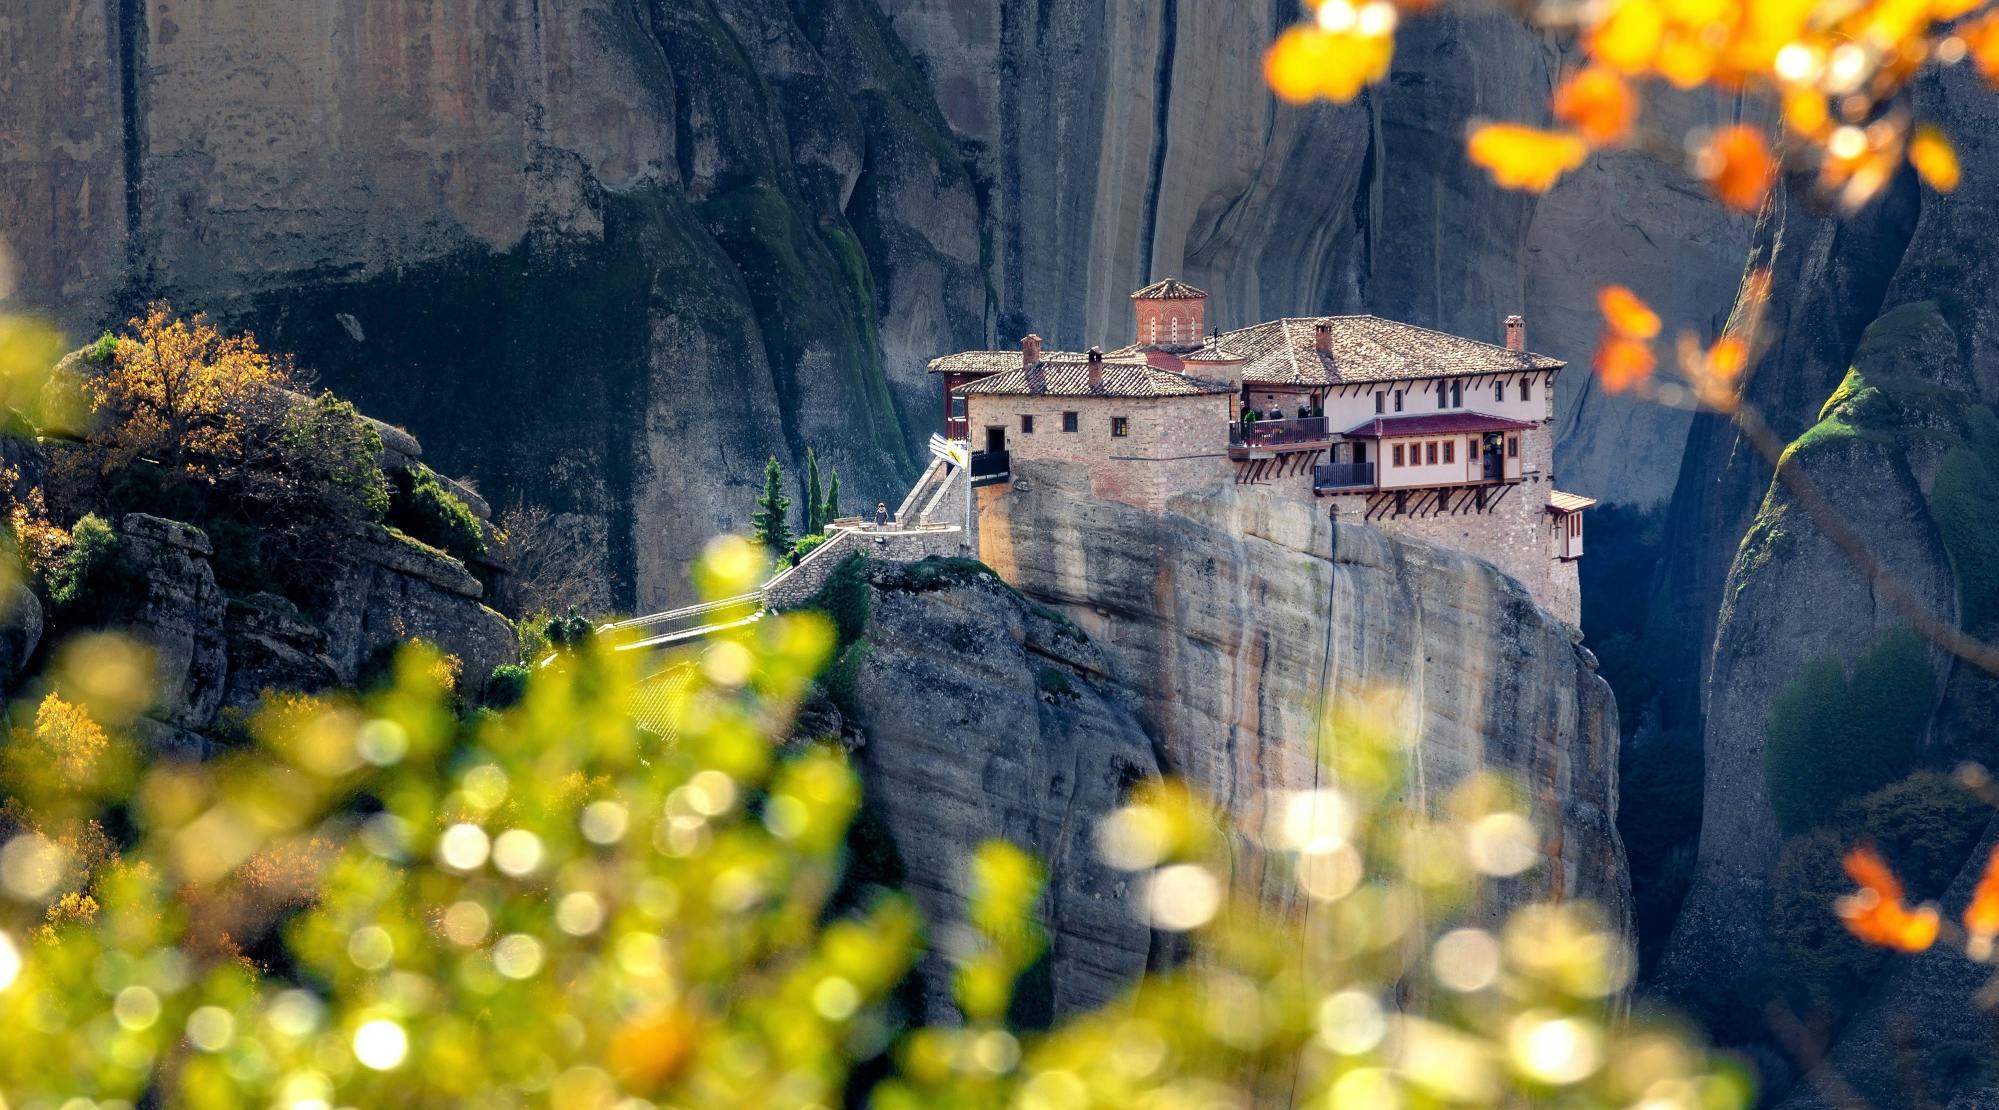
[1548,490,1599,513]
[927,349,1089,374]
[1341,411,1540,438]
[958,358,1232,398]
[1215,317,1563,386]
[1131,278,1208,300]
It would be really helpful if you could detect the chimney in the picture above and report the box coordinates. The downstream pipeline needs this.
[1314,320,1332,352]
[1021,334,1042,366]
[1505,314,1526,352]
[1087,346,1104,392]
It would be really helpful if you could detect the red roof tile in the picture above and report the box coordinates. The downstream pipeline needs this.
[1341,412,1540,438]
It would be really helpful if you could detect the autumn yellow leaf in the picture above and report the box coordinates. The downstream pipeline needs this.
[1781,89,1830,138]
[1598,285,1662,339]
[1589,0,1666,73]
[1553,67,1638,145]
[1466,124,1590,192]
[1264,23,1394,104]
[1698,125,1776,212]
[1908,125,1961,192]
[1594,336,1658,392]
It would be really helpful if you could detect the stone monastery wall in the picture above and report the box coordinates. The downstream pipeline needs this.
[968,392,1230,513]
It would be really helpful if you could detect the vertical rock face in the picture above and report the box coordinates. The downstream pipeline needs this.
[1641,59,1999,1096]
[121,514,229,743]
[1,0,1742,619]
[842,575,1161,1021]
[977,462,1628,922]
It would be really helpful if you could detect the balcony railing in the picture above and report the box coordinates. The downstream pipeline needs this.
[1232,415,1330,448]
[970,449,1011,485]
[1313,462,1376,491]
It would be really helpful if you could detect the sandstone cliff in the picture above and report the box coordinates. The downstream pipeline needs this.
[0,0,1745,618]
[810,481,1626,1020]
[977,461,1628,923]
[836,570,1161,1021]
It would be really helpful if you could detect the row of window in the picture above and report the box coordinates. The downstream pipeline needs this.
[1017,412,1125,436]
[1389,434,1519,467]
[1371,376,1536,415]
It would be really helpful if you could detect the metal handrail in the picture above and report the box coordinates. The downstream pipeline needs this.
[1313,462,1377,490]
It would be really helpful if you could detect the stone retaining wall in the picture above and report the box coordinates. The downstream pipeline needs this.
[761,525,964,609]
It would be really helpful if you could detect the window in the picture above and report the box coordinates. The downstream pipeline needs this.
[1450,381,1462,407]
[1375,392,1385,414]
[1394,390,1404,412]
[1468,437,1480,459]
[1148,319,1158,343]
[951,396,967,417]
[1062,410,1078,432]
[1112,416,1130,437]
[1520,377,1532,402]
[1507,435,1519,458]
[1443,440,1455,464]
[1426,442,1438,465]
[1437,384,1448,411]
[1020,414,1035,433]
[1393,444,1405,466]
[1495,381,1506,403]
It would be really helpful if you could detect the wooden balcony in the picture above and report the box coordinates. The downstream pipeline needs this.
[1229,416,1330,459]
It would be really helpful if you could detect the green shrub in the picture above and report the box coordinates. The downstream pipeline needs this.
[45,514,141,628]
[820,642,869,722]
[83,332,117,364]
[1767,770,1987,1022]
[1929,442,1999,636]
[870,556,999,594]
[1763,626,1935,835]
[484,663,531,708]
[1036,666,1078,702]
[807,552,873,649]
[388,467,484,565]
[545,611,595,648]
[789,533,828,567]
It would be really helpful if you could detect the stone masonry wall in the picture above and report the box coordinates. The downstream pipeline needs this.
[968,392,1231,512]
[761,525,964,609]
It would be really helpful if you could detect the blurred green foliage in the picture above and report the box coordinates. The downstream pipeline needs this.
[1764,626,1935,835]
[388,467,483,566]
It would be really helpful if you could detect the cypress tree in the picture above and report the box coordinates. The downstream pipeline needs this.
[752,455,792,553]
[805,447,825,535]
[823,468,841,526]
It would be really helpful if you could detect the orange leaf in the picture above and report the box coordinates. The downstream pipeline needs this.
[1838,896,1941,952]
[1967,16,1999,84]
[1964,844,1999,950]
[1594,336,1657,392]
[1598,285,1662,339]
[1554,68,1638,146]
[1466,124,1590,192]
[1844,843,1905,902]
[1909,125,1961,193]
[1698,125,1776,212]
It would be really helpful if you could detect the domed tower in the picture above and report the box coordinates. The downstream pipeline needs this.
[1131,278,1207,350]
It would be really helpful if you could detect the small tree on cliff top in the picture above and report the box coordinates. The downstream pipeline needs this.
[823,467,841,526]
[804,447,825,536]
[92,303,289,471]
[751,454,791,553]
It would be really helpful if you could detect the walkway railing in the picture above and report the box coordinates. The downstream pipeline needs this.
[1313,462,1377,491]
[1232,416,1330,447]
